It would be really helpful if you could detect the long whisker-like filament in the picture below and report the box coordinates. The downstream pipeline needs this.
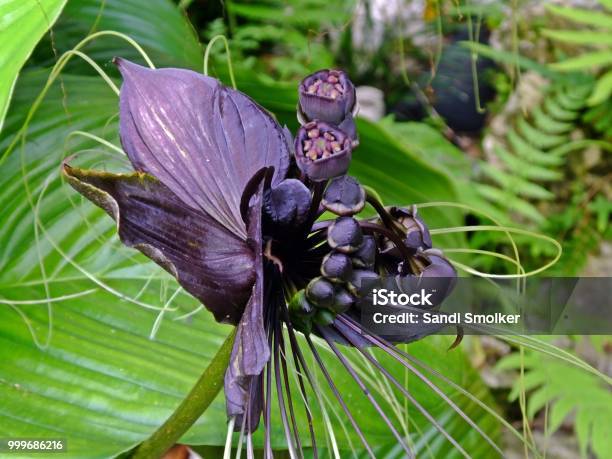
[235,412,247,459]
[304,335,376,459]
[335,320,472,458]
[224,417,236,459]
[319,327,415,459]
[282,312,343,459]
[277,324,304,457]
[264,323,273,459]
[284,329,317,458]
[339,315,505,456]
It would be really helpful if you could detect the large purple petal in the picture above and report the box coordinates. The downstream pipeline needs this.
[116,59,291,239]
[62,164,255,324]
[224,184,269,432]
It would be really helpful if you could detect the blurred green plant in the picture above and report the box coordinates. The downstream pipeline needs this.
[202,0,353,80]
[498,343,612,458]
[543,0,612,106]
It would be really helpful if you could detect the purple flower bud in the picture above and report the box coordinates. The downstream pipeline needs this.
[352,235,376,269]
[299,69,356,126]
[408,249,458,307]
[327,216,363,253]
[306,277,335,308]
[330,286,354,314]
[289,290,315,316]
[348,269,379,298]
[393,206,432,252]
[321,251,353,282]
[322,175,365,216]
[294,121,352,181]
[381,206,433,257]
[263,178,311,228]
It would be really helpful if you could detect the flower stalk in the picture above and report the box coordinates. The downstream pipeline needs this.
[131,329,237,459]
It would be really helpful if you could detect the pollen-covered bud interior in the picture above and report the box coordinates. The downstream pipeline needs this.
[294,121,353,181]
[305,70,345,99]
[302,122,346,160]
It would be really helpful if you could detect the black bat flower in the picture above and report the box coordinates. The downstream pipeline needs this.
[63,60,499,457]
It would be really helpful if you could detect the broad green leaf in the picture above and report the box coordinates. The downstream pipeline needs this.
[0,0,67,133]
[53,0,203,69]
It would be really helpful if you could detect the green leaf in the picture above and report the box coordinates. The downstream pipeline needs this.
[507,129,565,166]
[51,0,203,69]
[551,51,612,72]
[517,117,567,150]
[475,184,544,223]
[499,348,612,459]
[546,4,612,29]
[494,145,563,181]
[0,0,67,133]
[542,29,612,46]
[531,106,574,135]
[459,41,559,79]
[479,163,554,200]
[588,69,612,105]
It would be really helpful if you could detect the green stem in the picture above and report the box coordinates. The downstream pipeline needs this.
[131,329,237,459]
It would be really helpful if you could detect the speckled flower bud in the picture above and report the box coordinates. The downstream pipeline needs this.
[294,121,352,181]
[327,216,363,254]
[298,69,356,126]
[321,252,353,282]
[322,175,366,216]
